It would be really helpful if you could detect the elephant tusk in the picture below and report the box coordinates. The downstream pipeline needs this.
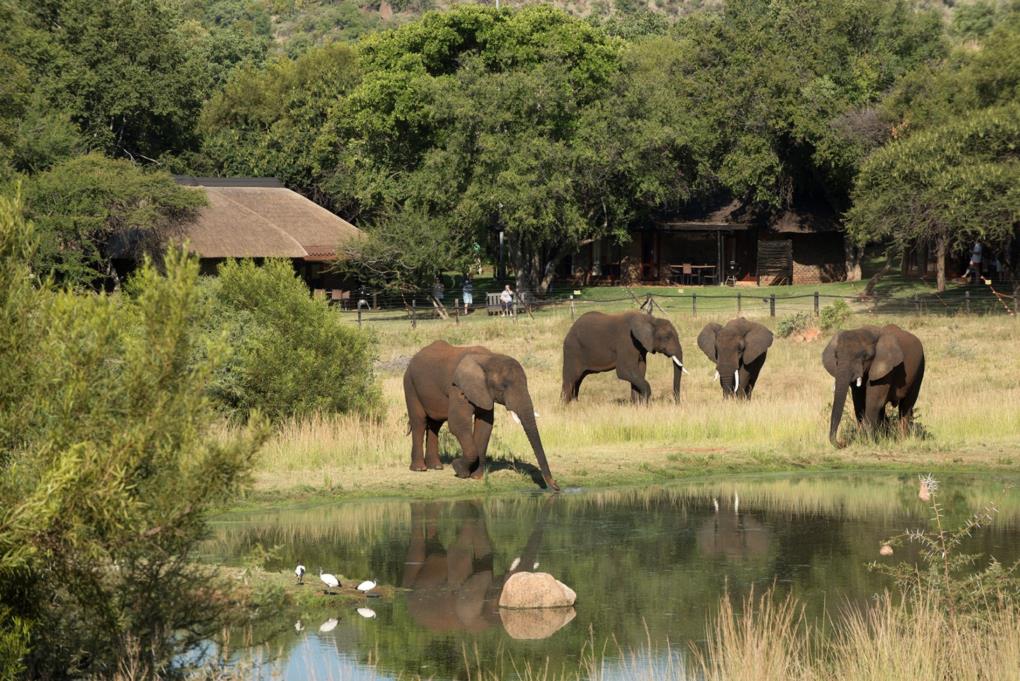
[509,410,522,424]
[733,370,739,392]
[856,377,862,388]
[714,370,720,381]
[672,356,690,374]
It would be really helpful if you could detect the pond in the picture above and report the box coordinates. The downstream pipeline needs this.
[204,473,1020,679]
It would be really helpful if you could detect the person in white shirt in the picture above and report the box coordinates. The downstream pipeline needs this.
[499,285,514,316]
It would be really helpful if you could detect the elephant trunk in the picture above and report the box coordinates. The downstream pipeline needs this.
[718,364,738,398]
[509,394,560,492]
[830,374,851,447]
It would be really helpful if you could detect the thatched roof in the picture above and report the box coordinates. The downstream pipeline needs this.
[173,177,361,260]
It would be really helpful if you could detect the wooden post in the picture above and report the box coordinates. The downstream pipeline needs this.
[692,292,697,317]
[570,294,575,321]
[454,303,459,324]
[737,291,742,313]
[914,295,920,315]
[372,291,378,310]
[813,291,819,316]
[357,304,362,328]
[769,294,776,317]
[965,289,971,314]
[412,299,417,329]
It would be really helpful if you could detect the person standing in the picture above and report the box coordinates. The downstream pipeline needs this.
[966,241,982,284]
[461,273,473,315]
[499,284,514,317]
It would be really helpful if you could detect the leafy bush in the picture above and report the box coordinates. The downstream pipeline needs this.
[819,299,852,331]
[0,193,266,678]
[201,259,380,422]
[776,311,812,338]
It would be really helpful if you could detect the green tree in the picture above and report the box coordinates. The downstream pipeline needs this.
[24,153,205,288]
[0,193,266,677]
[4,0,206,159]
[847,105,1020,292]
[200,258,380,422]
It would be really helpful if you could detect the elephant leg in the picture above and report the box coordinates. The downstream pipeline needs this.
[737,367,752,400]
[561,357,582,403]
[850,384,866,424]
[406,396,428,472]
[471,410,494,480]
[863,385,890,438]
[425,418,444,470]
[621,355,650,404]
[449,398,481,479]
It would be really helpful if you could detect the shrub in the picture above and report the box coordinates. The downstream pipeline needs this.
[200,259,380,422]
[776,311,812,338]
[0,193,266,678]
[819,299,852,331]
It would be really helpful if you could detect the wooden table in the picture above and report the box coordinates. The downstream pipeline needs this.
[669,264,717,285]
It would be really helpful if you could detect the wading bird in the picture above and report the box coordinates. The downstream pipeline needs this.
[295,564,306,584]
[320,568,340,594]
[357,579,377,593]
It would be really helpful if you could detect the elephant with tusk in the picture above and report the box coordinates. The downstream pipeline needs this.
[404,341,559,491]
[561,311,686,404]
[697,318,774,400]
[822,325,924,447]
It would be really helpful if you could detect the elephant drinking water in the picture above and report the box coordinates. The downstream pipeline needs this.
[404,341,559,490]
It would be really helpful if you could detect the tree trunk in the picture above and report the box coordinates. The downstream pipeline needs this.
[935,236,947,293]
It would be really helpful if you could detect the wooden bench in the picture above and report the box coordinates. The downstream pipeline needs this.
[486,292,526,315]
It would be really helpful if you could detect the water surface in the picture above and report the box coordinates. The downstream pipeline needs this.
[205,473,1020,679]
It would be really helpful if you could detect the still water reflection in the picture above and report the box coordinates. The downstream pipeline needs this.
[205,474,1020,679]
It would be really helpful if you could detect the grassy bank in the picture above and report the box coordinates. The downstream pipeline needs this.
[238,291,1020,503]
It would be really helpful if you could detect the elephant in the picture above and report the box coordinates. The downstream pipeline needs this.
[822,324,925,447]
[561,311,686,404]
[403,340,559,491]
[696,318,774,399]
[402,500,572,639]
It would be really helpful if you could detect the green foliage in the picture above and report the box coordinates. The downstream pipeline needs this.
[819,299,852,331]
[336,207,473,293]
[23,153,206,288]
[776,312,813,338]
[871,475,1020,620]
[200,259,380,422]
[0,195,266,678]
[847,104,1020,289]
[4,0,208,159]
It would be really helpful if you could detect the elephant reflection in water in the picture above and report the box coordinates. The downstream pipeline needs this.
[696,494,770,561]
[402,499,573,639]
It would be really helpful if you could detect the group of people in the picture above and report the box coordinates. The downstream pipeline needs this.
[431,275,517,316]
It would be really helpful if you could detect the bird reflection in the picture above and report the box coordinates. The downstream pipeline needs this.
[401,498,573,639]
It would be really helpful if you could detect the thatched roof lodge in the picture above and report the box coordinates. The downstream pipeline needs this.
[171,176,362,289]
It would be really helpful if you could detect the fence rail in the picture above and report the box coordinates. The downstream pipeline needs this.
[325,281,1019,328]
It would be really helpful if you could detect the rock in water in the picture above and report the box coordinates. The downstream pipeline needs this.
[500,606,576,640]
[498,572,577,609]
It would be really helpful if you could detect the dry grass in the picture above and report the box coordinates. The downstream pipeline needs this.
[245,307,1020,500]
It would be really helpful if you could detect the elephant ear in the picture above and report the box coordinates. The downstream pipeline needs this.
[743,322,774,364]
[822,333,840,377]
[630,314,655,352]
[453,355,494,410]
[870,333,904,381]
[697,323,722,362]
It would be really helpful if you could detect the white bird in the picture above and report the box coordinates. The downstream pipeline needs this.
[509,556,521,571]
[532,562,540,570]
[357,607,377,619]
[733,492,740,514]
[319,568,340,594]
[294,620,304,632]
[319,618,338,633]
[357,579,377,593]
[295,564,306,584]
[713,497,720,513]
